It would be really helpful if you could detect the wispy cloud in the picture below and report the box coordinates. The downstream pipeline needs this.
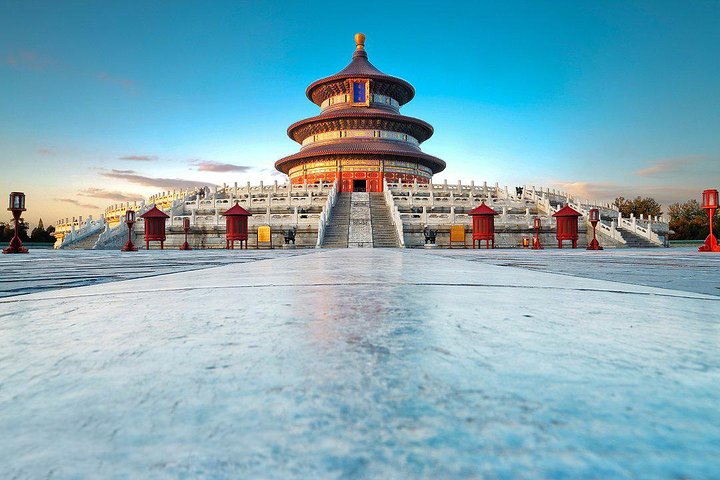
[78,188,141,202]
[119,155,158,162]
[550,180,702,206]
[4,49,136,91]
[550,181,621,200]
[56,198,100,209]
[4,50,56,71]
[100,169,211,189]
[94,71,135,89]
[192,160,252,173]
[37,147,58,156]
[258,167,286,178]
[635,155,701,177]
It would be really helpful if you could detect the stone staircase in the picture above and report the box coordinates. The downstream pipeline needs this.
[618,228,661,248]
[60,231,103,250]
[369,193,400,248]
[321,193,351,248]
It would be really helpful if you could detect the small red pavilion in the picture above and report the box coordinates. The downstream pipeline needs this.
[223,202,252,249]
[552,205,582,249]
[139,205,169,250]
[469,202,499,249]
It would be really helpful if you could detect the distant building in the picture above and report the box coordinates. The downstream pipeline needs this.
[275,33,445,193]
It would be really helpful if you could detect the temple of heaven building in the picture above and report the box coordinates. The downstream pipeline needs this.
[275,33,446,193]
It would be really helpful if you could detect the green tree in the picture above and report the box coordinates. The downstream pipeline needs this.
[31,228,52,242]
[613,196,662,217]
[2,219,30,242]
[0,222,10,242]
[30,218,55,243]
[667,199,718,240]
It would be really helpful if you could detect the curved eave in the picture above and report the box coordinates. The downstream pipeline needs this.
[306,74,415,106]
[274,140,446,175]
[287,110,434,144]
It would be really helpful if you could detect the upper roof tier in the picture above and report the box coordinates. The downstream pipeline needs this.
[306,33,415,106]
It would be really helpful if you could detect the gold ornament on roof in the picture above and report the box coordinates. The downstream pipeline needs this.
[355,33,366,50]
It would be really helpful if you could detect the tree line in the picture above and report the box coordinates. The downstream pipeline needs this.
[1,218,56,243]
[612,196,717,240]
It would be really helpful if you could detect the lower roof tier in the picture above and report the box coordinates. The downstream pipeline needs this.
[275,139,446,175]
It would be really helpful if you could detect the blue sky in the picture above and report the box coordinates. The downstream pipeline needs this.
[1,0,718,225]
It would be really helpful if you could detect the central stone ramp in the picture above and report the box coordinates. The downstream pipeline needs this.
[348,192,373,248]
[370,192,400,248]
[321,192,399,248]
[321,193,351,248]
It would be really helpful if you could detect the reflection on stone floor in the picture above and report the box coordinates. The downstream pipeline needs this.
[0,249,718,478]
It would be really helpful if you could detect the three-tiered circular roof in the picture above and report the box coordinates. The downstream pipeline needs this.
[275,33,445,176]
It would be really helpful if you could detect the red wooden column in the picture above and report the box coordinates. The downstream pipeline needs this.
[223,202,252,249]
[586,208,603,250]
[468,202,499,249]
[2,192,28,254]
[552,205,582,249]
[120,209,138,252]
[179,217,191,250]
[532,217,543,250]
[699,189,720,252]
[139,206,169,250]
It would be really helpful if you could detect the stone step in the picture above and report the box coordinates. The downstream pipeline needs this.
[618,228,661,248]
[321,193,352,248]
[368,193,399,248]
[61,231,103,250]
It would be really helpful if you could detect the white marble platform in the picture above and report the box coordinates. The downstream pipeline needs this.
[0,249,718,478]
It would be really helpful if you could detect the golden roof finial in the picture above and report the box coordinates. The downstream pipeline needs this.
[355,33,366,51]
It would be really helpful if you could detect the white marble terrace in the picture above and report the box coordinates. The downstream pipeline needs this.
[55,178,670,250]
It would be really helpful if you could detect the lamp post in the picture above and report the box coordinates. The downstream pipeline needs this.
[2,192,28,254]
[587,208,603,250]
[532,216,543,250]
[121,209,138,252]
[180,217,191,250]
[699,189,720,252]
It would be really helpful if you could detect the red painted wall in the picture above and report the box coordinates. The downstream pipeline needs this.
[291,171,430,192]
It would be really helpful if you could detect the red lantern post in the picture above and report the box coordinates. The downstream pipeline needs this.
[3,192,28,254]
[699,189,720,252]
[468,202,499,249]
[120,209,138,252]
[180,217,191,250]
[586,208,603,250]
[552,205,582,248]
[532,216,543,250]
[139,206,169,250]
[223,202,252,249]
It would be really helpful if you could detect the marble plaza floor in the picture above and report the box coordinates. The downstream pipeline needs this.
[0,249,311,298]
[0,248,718,478]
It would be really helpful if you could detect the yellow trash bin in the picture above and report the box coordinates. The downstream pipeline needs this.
[450,224,466,248]
[257,225,272,248]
